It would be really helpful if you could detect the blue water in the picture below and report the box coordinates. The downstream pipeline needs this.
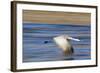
[23,23,91,62]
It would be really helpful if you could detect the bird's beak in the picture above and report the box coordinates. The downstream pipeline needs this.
[68,37,80,41]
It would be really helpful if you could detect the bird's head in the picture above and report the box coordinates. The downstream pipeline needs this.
[61,35,80,41]
[64,35,80,41]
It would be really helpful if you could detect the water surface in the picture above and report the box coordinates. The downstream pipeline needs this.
[23,23,91,62]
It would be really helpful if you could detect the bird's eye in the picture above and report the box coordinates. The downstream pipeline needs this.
[66,39,70,41]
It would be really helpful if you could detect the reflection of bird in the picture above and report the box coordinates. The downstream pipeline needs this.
[53,35,80,56]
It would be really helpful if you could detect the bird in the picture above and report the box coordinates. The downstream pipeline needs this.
[53,35,80,56]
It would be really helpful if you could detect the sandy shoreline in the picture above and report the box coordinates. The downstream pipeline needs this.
[23,10,91,25]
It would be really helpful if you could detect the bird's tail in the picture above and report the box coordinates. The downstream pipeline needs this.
[63,47,74,56]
